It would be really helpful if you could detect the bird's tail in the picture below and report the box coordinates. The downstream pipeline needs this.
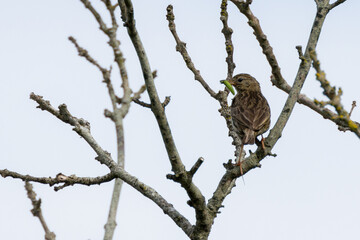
[239,143,245,185]
[243,129,255,145]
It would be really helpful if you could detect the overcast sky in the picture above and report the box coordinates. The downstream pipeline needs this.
[1,0,360,239]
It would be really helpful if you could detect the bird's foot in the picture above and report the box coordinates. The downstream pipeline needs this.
[234,160,245,184]
[255,135,266,150]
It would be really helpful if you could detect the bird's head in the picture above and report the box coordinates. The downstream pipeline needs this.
[227,73,261,92]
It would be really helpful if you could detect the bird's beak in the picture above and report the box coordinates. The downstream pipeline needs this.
[226,79,236,85]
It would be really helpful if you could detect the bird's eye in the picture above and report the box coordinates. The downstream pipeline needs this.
[237,78,243,82]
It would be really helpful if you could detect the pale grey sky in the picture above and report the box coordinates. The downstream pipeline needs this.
[1,1,360,239]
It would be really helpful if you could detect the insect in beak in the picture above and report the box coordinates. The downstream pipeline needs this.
[220,80,235,95]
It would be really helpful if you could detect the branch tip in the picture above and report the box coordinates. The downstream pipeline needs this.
[162,96,171,108]
[104,109,114,119]
[329,0,347,10]
[188,157,204,177]
[133,98,151,108]
[296,45,304,59]
[349,101,356,118]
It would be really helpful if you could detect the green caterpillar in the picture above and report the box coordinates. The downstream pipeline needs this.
[220,80,235,95]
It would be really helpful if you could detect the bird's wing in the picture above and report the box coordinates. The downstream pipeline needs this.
[231,93,270,131]
[231,104,254,130]
[252,96,271,131]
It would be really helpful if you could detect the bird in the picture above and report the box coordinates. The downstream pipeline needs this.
[227,73,271,178]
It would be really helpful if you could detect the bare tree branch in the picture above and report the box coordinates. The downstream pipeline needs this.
[131,70,157,100]
[30,92,117,169]
[104,178,122,240]
[68,36,119,113]
[119,1,214,238]
[68,36,107,72]
[133,98,151,108]
[220,0,236,80]
[2,165,193,237]
[230,0,286,87]
[76,1,133,237]
[119,0,183,174]
[188,157,205,177]
[102,0,119,27]
[132,84,147,100]
[79,0,131,116]
[330,0,347,10]
[111,167,194,236]
[1,170,114,191]
[28,92,194,237]
[165,5,243,185]
[166,5,218,99]
[80,0,109,32]
[166,5,242,158]
[276,79,360,136]
[133,96,170,109]
[165,4,247,238]
[25,182,56,240]
[310,50,360,136]
[349,101,357,118]
[162,96,171,107]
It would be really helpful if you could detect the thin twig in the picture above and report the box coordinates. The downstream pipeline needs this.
[310,51,338,102]
[330,0,347,10]
[133,98,151,108]
[349,101,356,118]
[132,85,147,100]
[80,0,108,32]
[68,36,107,72]
[188,157,204,177]
[133,97,170,109]
[79,0,131,117]
[162,96,171,108]
[30,92,116,169]
[220,0,236,79]
[230,0,286,87]
[166,5,218,99]
[132,70,157,100]
[293,88,359,136]
[102,0,118,28]
[25,182,56,240]
[69,36,119,111]
[310,50,359,135]
[296,45,306,62]
[1,170,115,191]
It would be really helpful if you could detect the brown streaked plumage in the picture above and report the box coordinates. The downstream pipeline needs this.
[228,73,271,177]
